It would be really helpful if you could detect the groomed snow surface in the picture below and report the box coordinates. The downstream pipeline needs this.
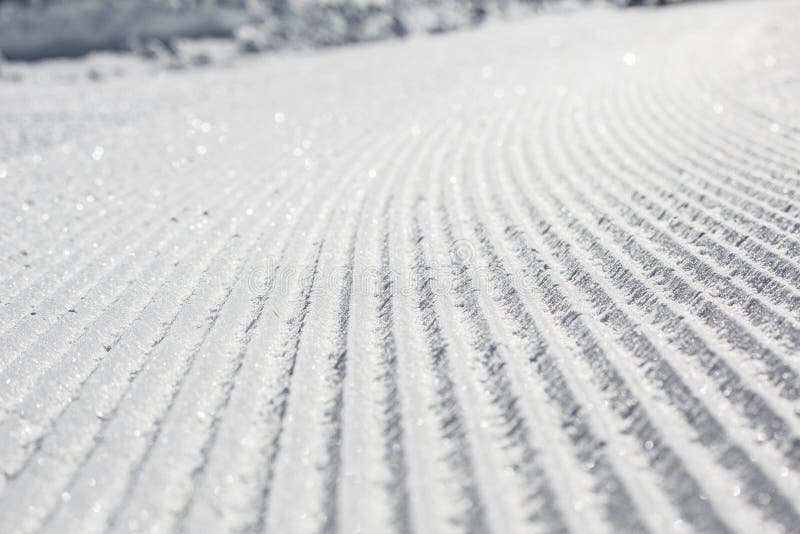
[2,1,800,533]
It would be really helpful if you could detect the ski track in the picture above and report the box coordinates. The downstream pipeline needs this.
[2,1,800,533]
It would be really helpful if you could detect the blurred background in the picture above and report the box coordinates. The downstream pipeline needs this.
[0,0,692,63]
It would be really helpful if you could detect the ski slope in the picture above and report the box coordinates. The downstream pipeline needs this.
[2,1,800,533]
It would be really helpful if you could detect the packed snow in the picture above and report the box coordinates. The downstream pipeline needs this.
[1,1,800,533]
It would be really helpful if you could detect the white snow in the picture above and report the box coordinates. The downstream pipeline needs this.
[2,1,800,533]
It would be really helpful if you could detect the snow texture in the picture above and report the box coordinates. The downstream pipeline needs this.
[1,0,800,533]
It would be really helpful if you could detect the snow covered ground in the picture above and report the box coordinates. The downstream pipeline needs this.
[2,0,800,532]
[0,0,254,61]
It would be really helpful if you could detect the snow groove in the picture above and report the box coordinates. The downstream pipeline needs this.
[2,1,800,533]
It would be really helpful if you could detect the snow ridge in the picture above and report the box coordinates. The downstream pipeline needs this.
[1,1,800,533]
